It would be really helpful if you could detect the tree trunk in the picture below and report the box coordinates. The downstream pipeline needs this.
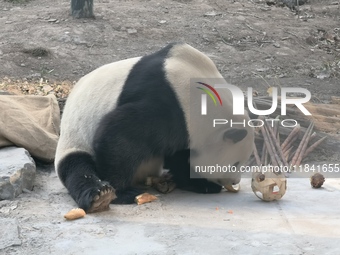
[71,0,94,19]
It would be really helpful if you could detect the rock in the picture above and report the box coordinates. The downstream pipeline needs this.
[43,85,53,93]
[266,0,276,6]
[0,200,18,214]
[127,29,137,34]
[256,67,270,72]
[47,18,58,23]
[280,0,307,9]
[0,147,36,200]
[204,11,222,17]
[316,72,330,80]
[0,218,21,249]
[273,42,281,48]
[73,37,87,45]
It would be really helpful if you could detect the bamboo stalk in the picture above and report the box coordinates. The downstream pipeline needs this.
[274,117,280,144]
[283,146,294,161]
[295,122,314,166]
[288,149,297,163]
[260,125,279,166]
[282,135,298,154]
[281,124,300,151]
[253,143,261,165]
[291,122,314,166]
[303,136,327,158]
[264,120,288,167]
[260,141,267,165]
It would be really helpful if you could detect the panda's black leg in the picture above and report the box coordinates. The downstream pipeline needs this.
[188,179,222,194]
[57,151,116,213]
[92,105,164,205]
[110,187,144,204]
[165,150,222,194]
[93,133,145,204]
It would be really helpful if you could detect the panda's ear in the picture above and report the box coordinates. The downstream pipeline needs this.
[223,129,248,143]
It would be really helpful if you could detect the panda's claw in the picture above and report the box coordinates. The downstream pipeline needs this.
[87,183,116,213]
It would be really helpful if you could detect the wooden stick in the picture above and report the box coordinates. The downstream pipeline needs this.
[291,122,314,166]
[288,149,297,163]
[282,135,298,154]
[278,126,340,153]
[260,140,267,165]
[264,124,283,166]
[264,120,288,167]
[283,146,294,161]
[260,125,279,166]
[303,136,327,158]
[295,122,314,166]
[281,124,300,151]
[253,143,261,166]
[273,117,280,144]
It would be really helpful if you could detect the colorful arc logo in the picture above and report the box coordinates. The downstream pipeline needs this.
[197,82,223,115]
[196,82,223,106]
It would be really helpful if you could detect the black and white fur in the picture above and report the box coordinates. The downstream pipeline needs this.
[55,43,254,212]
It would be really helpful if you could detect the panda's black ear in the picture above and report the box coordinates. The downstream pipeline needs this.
[223,129,248,144]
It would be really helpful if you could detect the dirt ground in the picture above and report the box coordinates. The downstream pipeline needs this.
[0,0,340,254]
[0,0,339,98]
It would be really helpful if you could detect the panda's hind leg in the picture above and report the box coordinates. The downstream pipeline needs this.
[57,151,116,213]
[165,150,222,194]
[110,187,143,204]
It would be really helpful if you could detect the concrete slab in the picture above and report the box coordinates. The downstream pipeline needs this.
[1,168,339,255]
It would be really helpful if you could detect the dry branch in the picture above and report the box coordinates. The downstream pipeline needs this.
[283,146,294,161]
[250,96,338,167]
[290,122,314,166]
[264,120,288,167]
[260,124,278,166]
[251,98,340,133]
[260,141,268,165]
[253,143,261,165]
[303,136,327,158]
[281,124,300,151]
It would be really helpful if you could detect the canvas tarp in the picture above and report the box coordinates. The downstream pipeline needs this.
[0,94,60,162]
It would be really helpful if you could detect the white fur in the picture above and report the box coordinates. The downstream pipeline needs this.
[165,44,254,185]
[55,57,141,173]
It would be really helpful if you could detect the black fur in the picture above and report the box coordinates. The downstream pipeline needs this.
[92,43,189,204]
[58,152,114,212]
[164,150,222,194]
[223,129,248,143]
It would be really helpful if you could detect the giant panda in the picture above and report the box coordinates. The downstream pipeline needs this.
[55,43,254,213]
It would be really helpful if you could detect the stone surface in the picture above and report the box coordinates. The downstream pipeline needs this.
[0,166,340,254]
[0,218,21,249]
[0,147,36,200]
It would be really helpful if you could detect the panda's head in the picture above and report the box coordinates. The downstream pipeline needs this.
[190,126,254,187]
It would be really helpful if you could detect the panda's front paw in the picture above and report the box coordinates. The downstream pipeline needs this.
[78,181,116,213]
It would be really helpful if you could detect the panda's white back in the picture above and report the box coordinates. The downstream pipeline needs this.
[55,57,141,167]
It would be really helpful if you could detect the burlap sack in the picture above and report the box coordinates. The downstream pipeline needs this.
[0,94,60,162]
